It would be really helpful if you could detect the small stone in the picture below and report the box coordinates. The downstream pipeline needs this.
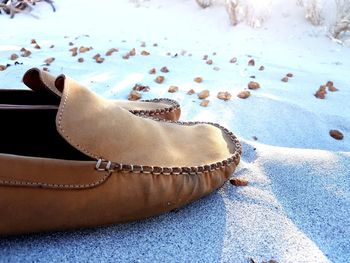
[328,86,339,92]
[329,130,344,140]
[213,66,220,71]
[92,53,101,59]
[230,57,237,63]
[194,77,203,83]
[237,91,251,99]
[206,59,213,65]
[248,59,255,66]
[286,73,293,78]
[128,90,141,101]
[198,90,209,99]
[203,54,208,60]
[42,67,49,72]
[166,52,171,56]
[153,43,158,47]
[44,57,55,65]
[168,86,179,93]
[70,47,78,56]
[21,49,31,57]
[140,42,146,47]
[252,136,258,141]
[315,90,326,99]
[79,46,90,53]
[34,44,41,49]
[122,53,130,59]
[149,68,156,74]
[95,57,105,63]
[31,39,37,44]
[155,76,165,84]
[259,65,265,71]
[106,48,118,56]
[248,81,260,90]
[187,89,195,95]
[217,91,232,101]
[212,52,217,56]
[69,42,74,46]
[78,57,84,63]
[250,76,255,79]
[129,48,136,56]
[326,81,334,87]
[229,178,249,186]
[200,100,209,107]
[160,66,169,73]
[10,54,18,60]
[141,50,150,56]
[0,65,7,71]
[133,84,150,92]
[281,76,289,82]
[50,45,54,48]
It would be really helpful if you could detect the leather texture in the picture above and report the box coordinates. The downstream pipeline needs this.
[0,73,241,236]
[19,68,181,121]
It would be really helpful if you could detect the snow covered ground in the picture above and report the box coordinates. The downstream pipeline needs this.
[0,0,349,262]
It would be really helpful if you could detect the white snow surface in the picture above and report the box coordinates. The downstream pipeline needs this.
[0,0,349,262]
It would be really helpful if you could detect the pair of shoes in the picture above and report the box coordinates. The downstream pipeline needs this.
[0,68,242,235]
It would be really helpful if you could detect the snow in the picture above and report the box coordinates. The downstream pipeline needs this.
[0,0,349,262]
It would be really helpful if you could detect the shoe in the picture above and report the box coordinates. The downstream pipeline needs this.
[0,74,241,235]
[0,68,181,121]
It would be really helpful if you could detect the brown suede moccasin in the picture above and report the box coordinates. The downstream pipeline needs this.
[0,68,180,121]
[0,75,241,236]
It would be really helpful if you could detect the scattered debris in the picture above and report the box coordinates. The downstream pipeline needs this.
[79,46,90,53]
[203,54,208,60]
[10,54,18,60]
[229,178,249,186]
[106,48,118,56]
[20,48,31,57]
[43,57,55,65]
[198,90,210,99]
[259,65,265,71]
[133,84,150,92]
[217,91,232,101]
[248,81,260,90]
[122,53,130,59]
[206,59,213,65]
[160,66,169,73]
[200,100,209,107]
[78,57,84,63]
[187,89,195,95]
[149,68,156,74]
[128,90,141,101]
[314,85,327,99]
[281,76,289,82]
[31,39,36,44]
[286,73,293,78]
[70,47,78,56]
[155,76,165,84]
[141,50,150,56]
[329,130,344,140]
[326,81,339,92]
[237,91,251,99]
[230,57,237,63]
[129,48,136,56]
[194,77,203,83]
[34,44,41,49]
[168,86,179,93]
[248,59,255,66]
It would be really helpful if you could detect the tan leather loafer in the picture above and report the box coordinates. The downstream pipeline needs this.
[0,75,241,235]
[0,68,181,121]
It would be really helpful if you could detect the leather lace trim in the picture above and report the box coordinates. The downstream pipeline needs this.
[96,119,241,175]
